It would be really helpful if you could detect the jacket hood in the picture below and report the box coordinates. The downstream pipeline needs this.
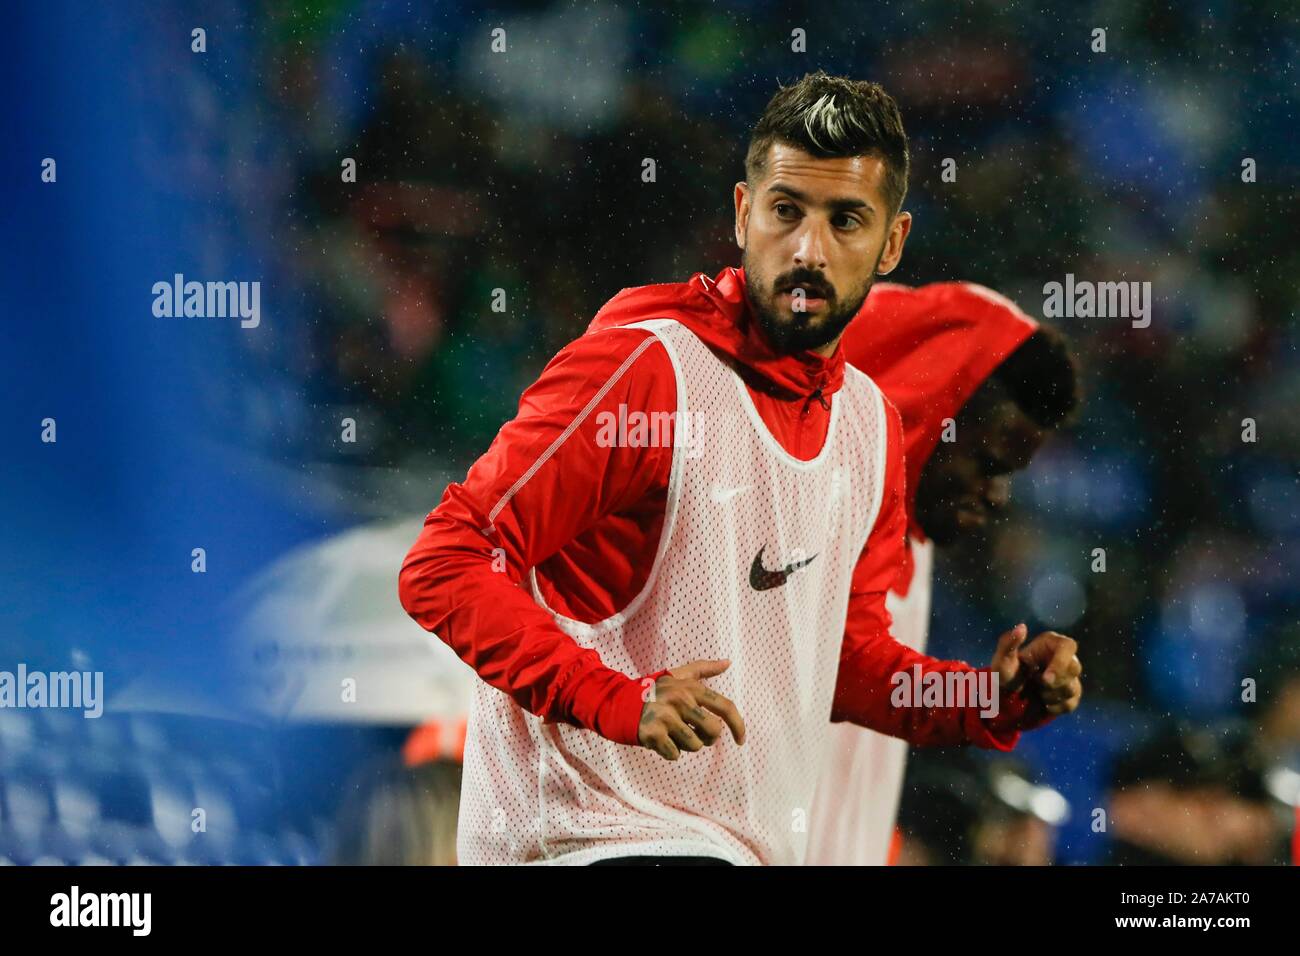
[841,281,1039,537]
[585,265,843,401]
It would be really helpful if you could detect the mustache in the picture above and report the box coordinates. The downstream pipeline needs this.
[774,273,834,300]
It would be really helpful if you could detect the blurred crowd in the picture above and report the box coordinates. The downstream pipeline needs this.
[29,0,1292,865]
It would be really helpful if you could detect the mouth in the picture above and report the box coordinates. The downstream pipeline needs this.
[954,502,988,529]
[777,286,829,312]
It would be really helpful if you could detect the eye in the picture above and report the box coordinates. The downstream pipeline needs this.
[774,202,799,220]
[832,212,862,230]
[981,455,1009,477]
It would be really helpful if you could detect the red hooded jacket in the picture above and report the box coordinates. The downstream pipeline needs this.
[399,266,1037,750]
[841,281,1039,594]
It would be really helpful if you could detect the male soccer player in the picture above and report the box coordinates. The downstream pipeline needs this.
[805,282,1083,865]
[399,72,1081,865]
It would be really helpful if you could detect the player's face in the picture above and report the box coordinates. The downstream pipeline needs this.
[734,143,911,355]
[914,399,1047,546]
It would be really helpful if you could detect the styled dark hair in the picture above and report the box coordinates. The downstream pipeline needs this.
[986,326,1082,429]
[745,70,910,214]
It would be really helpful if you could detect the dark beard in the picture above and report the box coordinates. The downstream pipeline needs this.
[742,250,880,355]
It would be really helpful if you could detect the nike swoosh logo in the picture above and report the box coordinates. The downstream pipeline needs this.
[749,546,818,591]
[710,484,751,503]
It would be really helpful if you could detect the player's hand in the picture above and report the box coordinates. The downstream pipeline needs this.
[989,624,1082,716]
[638,659,746,761]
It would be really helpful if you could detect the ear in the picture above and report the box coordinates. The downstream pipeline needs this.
[876,210,912,276]
[734,182,751,249]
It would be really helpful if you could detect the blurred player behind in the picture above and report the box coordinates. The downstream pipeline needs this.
[806,281,1082,865]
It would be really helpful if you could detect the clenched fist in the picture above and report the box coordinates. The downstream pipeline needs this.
[638,659,746,761]
[990,623,1083,717]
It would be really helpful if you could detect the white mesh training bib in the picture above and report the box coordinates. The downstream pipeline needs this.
[458,318,890,865]
[805,536,934,865]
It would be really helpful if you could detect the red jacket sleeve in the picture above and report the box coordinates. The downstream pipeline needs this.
[398,327,675,747]
[830,397,1046,748]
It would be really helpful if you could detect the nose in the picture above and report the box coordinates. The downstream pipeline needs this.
[984,475,1012,510]
[793,220,829,273]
